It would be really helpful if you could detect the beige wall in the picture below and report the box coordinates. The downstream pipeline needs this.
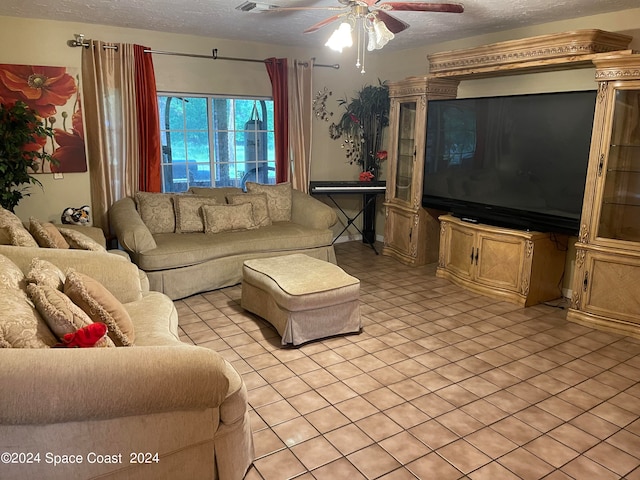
[2,8,640,273]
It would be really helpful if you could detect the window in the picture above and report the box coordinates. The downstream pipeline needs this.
[158,95,275,192]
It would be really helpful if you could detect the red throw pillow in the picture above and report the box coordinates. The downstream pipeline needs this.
[55,323,108,348]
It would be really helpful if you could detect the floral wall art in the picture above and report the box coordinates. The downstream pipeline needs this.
[0,63,87,173]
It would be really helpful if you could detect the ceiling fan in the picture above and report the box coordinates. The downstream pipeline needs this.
[236,1,464,35]
[237,1,464,73]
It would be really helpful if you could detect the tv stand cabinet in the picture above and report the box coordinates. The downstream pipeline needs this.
[437,215,568,307]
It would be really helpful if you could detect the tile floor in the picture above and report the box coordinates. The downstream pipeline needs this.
[177,241,640,480]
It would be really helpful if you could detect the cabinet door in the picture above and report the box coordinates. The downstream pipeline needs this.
[393,101,418,203]
[475,232,525,291]
[442,222,474,280]
[578,249,640,324]
[596,87,640,244]
[385,207,417,259]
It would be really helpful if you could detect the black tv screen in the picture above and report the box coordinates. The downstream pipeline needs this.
[423,90,597,235]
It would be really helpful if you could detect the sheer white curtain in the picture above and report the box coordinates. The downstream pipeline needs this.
[288,58,314,192]
[81,41,139,232]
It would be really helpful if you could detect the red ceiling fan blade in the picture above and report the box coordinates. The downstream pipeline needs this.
[304,14,344,34]
[379,2,464,13]
[376,10,410,34]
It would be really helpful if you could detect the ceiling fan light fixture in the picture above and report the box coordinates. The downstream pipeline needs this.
[368,16,394,51]
[325,22,353,52]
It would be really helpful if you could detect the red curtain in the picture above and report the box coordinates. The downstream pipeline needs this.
[265,57,289,184]
[134,45,161,192]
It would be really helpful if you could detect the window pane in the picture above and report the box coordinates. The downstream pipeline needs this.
[159,94,275,192]
[185,97,208,130]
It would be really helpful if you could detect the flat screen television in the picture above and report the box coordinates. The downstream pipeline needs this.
[422,90,597,235]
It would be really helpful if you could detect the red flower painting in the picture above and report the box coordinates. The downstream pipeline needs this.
[51,108,87,173]
[0,63,86,173]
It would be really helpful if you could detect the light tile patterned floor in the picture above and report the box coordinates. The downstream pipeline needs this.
[177,241,640,480]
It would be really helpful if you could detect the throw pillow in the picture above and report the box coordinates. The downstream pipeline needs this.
[43,223,71,249]
[55,323,113,348]
[25,258,66,291]
[0,208,38,247]
[228,193,272,227]
[29,217,70,249]
[58,228,106,252]
[245,182,292,222]
[0,287,58,348]
[188,186,243,204]
[64,270,135,346]
[0,254,25,291]
[174,196,220,233]
[135,192,176,234]
[202,203,257,234]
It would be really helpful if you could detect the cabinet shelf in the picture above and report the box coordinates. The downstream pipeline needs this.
[602,201,640,207]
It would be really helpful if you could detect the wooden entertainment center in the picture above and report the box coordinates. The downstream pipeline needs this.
[383,30,640,335]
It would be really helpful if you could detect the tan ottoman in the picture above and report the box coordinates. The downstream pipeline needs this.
[241,254,361,346]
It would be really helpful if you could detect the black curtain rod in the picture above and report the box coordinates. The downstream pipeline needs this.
[67,35,340,70]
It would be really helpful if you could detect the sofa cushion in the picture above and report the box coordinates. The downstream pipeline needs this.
[25,258,66,291]
[228,193,272,227]
[0,253,25,291]
[139,223,333,271]
[188,186,243,204]
[26,283,116,348]
[59,228,107,252]
[135,192,176,234]
[245,182,292,222]
[203,204,257,234]
[0,287,58,348]
[175,196,220,233]
[64,270,135,346]
[0,208,38,247]
[29,218,70,248]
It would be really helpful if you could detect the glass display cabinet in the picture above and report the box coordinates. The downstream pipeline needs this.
[568,55,640,337]
[382,76,458,266]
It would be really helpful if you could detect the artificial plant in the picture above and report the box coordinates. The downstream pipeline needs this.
[330,80,390,179]
[0,101,55,212]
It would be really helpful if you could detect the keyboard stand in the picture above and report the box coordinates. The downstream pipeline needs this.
[309,181,386,255]
[325,193,380,254]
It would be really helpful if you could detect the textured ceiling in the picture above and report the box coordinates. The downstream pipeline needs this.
[0,0,638,51]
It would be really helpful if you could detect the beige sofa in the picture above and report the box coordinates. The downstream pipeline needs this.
[0,245,254,480]
[110,186,338,300]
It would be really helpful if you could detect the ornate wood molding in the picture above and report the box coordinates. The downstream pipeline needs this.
[427,30,633,79]
[594,55,640,81]
[387,76,459,99]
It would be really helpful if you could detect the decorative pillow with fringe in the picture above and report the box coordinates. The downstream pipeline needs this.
[29,218,69,249]
[58,228,106,252]
[0,208,38,247]
[228,193,272,227]
[245,182,292,222]
[0,287,57,348]
[27,283,115,348]
[64,269,135,346]
[25,258,66,291]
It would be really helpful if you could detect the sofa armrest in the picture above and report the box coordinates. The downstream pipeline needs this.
[0,245,143,304]
[109,197,157,254]
[291,189,338,230]
[0,346,230,425]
